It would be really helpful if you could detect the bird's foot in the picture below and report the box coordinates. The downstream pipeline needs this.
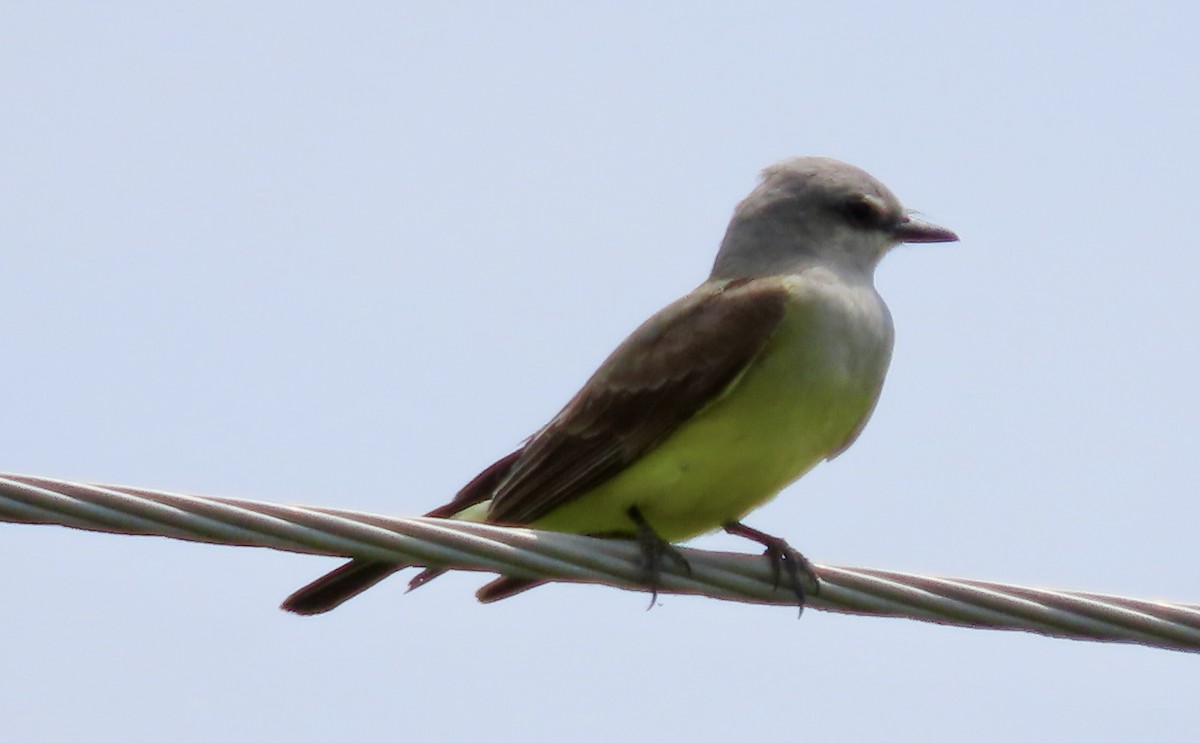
[723,521,818,616]
[627,506,691,609]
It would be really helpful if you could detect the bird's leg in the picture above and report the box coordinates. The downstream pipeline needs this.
[723,521,819,613]
[627,505,691,609]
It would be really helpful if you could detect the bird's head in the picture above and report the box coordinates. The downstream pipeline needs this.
[711,157,958,280]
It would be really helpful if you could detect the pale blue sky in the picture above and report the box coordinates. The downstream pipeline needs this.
[2,3,1198,741]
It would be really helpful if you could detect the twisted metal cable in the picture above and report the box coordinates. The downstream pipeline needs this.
[2,471,1197,653]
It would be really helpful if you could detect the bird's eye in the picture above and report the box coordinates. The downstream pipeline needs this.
[840,197,884,230]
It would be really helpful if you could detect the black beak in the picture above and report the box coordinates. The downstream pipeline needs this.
[892,215,959,244]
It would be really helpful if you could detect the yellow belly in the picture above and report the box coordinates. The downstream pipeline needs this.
[530,277,892,541]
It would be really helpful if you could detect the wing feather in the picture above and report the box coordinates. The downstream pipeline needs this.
[281,279,788,614]
[488,279,787,525]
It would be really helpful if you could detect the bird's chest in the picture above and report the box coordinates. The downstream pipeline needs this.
[795,285,891,391]
[734,282,894,448]
[637,282,895,528]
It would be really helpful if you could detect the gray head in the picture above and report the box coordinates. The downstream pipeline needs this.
[710,157,957,280]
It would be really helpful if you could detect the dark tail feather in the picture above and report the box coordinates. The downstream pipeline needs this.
[407,567,448,592]
[475,576,547,603]
[282,450,525,615]
[281,560,408,615]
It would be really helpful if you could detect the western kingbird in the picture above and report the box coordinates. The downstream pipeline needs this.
[282,157,957,615]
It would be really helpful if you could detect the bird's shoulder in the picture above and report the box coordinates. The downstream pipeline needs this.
[588,277,792,388]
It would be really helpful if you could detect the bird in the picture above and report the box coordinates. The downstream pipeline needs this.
[281,156,957,615]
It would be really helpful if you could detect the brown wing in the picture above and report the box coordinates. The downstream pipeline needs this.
[487,278,788,525]
[280,279,786,615]
[424,449,521,518]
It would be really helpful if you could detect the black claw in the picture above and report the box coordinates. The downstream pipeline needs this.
[627,506,690,609]
[724,521,818,617]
